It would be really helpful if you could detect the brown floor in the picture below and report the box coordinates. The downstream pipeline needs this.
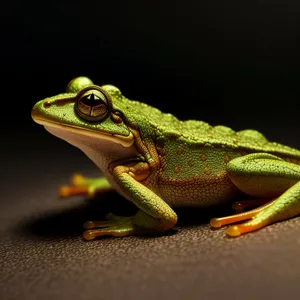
[1,148,300,300]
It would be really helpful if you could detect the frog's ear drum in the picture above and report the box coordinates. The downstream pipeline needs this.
[75,86,112,122]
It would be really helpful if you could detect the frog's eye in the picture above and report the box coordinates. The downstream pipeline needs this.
[75,86,112,122]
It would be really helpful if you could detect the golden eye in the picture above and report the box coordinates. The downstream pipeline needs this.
[75,86,111,122]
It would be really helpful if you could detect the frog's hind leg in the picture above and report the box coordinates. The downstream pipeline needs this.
[210,153,300,237]
[216,187,299,237]
[59,174,113,199]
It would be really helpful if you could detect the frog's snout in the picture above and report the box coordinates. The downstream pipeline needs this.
[31,100,50,124]
[31,101,42,122]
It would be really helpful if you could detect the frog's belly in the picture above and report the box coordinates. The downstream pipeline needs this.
[156,171,240,207]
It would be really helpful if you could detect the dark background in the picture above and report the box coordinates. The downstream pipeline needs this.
[4,1,300,135]
[1,1,300,300]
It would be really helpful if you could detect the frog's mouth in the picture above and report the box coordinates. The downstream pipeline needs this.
[32,115,134,148]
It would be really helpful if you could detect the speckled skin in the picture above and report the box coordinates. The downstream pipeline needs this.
[31,77,300,239]
[153,132,300,207]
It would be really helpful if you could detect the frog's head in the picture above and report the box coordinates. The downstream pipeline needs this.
[31,77,138,167]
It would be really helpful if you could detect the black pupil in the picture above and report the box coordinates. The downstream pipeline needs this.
[81,93,104,106]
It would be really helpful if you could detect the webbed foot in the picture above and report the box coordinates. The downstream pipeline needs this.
[82,207,177,240]
[210,200,274,237]
[82,213,138,240]
[59,174,112,199]
[211,184,300,237]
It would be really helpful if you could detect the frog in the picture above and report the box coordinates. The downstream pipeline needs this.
[31,76,300,240]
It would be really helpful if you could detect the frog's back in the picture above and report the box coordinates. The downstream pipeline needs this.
[121,96,300,161]
[154,115,300,163]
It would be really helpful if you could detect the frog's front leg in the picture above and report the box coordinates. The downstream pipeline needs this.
[211,153,300,236]
[83,162,178,240]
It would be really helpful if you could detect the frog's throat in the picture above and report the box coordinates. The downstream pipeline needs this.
[34,118,134,148]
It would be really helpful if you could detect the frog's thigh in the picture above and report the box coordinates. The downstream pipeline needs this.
[220,153,300,236]
[226,153,300,197]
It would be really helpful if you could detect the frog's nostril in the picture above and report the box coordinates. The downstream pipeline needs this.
[43,101,51,108]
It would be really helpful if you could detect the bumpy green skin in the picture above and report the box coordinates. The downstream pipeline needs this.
[31,77,300,238]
